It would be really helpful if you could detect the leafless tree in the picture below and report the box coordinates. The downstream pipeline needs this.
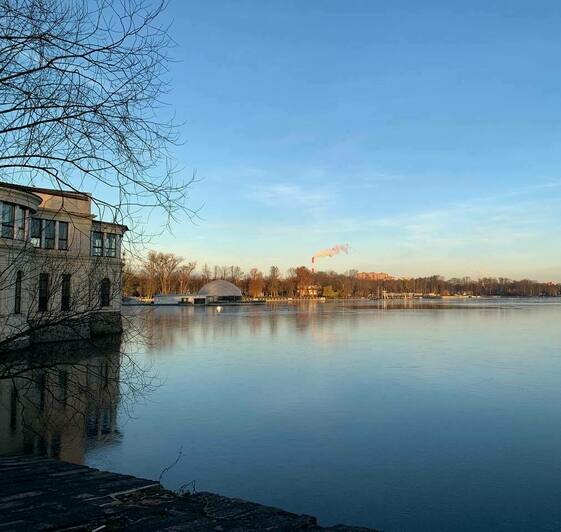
[224,265,243,285]
[157,253,182,295]
[0,0,192,461]
[177,261,196,294]
[201,264,211,284]
[248,268,264,298]
[0,0,194,246]
[122,251,561,299]
[140,251,183,295]
[267,266,280,297]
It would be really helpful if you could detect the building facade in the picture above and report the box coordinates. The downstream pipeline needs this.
[0,182,127,348]
[356,272,395,281]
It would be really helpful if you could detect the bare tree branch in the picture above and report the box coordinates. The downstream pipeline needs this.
[0,0,196,249]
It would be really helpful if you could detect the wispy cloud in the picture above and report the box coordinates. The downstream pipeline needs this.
[182,178,561,279]
[247,182,334,208]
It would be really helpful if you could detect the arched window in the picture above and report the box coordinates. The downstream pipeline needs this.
[100,278,111,307]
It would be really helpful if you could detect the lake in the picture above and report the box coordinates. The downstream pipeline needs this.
[3,299,561,531]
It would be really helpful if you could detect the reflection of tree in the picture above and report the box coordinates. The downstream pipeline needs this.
[248,314,263,336]
[0,332,155,464]
[130,304,366,350]
[136,306,199,349]
[136,307,273,351]
[268,311,279,337]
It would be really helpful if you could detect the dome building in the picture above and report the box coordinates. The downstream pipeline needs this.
[198,280,243,303]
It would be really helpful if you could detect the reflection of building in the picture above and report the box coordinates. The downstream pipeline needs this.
[356,272,394,281]
[0,341,122,464]
[0,182,127,346]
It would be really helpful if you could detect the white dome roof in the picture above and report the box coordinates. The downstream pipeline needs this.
[198,280,242,297]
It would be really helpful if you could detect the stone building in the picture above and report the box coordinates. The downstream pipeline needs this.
[0,182,127,348]
[297,284,321,297]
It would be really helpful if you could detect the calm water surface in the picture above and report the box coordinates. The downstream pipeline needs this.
[85,299,561,531]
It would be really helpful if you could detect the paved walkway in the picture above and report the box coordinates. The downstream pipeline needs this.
[0,455,374,531]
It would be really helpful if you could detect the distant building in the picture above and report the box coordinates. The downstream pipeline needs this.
[198,280,243,303]
[151,281,244,306]
[356,272,394,281]
[0,182,127,347]
[153,294,188,305]
[153,294,206,305]
[298,285,321,297]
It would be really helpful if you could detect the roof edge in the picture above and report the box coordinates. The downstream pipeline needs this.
[0,181,91,201]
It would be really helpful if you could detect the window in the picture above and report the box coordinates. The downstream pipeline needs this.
[44,220,55,249]
[58,221,69,250]
[30,218,42,247]
[14,270,22,314]
[1,203,15,239]
[100,278,111,307]
[92,231,103,256]
[15,207,26,240]
[38,273,49,312]
[106,233,117,257]
[61,274,71,311]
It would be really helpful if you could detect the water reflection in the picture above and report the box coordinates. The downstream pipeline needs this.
[132,299,513,350]
[1,299,552,464]
[0,334,152,464]
[104,300,561,531]
[3,300,561,531]
[133,302,368,349]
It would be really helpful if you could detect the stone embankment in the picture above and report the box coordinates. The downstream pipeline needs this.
[0,455,375,531]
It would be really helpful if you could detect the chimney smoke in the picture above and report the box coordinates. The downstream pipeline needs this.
[311,244,349,271]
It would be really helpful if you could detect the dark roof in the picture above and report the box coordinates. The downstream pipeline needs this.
[0,181,90,201]
[92,219,129,232]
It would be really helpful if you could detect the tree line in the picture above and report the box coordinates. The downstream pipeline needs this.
[124,252,561,299]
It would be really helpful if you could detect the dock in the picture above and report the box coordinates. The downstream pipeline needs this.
[0,455,373,531]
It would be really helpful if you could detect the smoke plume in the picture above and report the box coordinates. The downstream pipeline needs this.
[312,244,349,262]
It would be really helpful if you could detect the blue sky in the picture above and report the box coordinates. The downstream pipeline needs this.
[148,0,561,281]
